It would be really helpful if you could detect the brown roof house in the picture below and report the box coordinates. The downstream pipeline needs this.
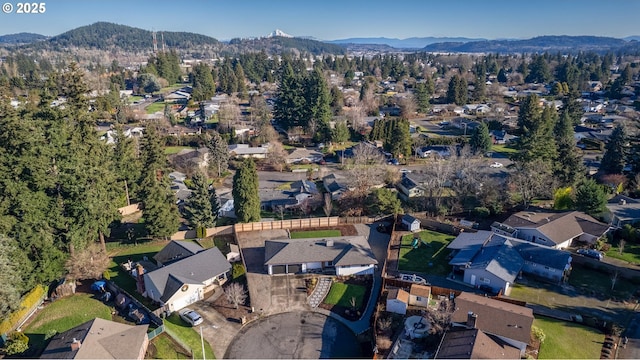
[491,210,610,249]
[434,328,521,359]
[40,318,148,359]
[386,288,409,315]
[451,292,534,356]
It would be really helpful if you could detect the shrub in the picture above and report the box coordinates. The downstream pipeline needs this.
[473,207,490,218]
[232,262,246,280]
[0,285,46,334]
[4,331,29,355]
[531,325,546,343]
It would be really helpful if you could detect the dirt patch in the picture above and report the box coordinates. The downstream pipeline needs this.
[318,276,372,321]
[210,285,259,324]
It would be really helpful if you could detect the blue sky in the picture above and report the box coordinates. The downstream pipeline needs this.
[0,0,638,40]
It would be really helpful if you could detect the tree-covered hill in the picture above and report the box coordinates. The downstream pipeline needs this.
[226,36,347,56]
[0,32,48,45]
[32,22,221,51]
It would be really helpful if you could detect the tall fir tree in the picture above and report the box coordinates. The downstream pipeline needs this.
[470,122,492,155]
[554,109,585,186]
[232,159,261,223]
[183,172,217,229]
[306,68,332,142]
[273,61,305,129]
[600,124,627,174]
[514,94,557,163]
[207,131,230,177]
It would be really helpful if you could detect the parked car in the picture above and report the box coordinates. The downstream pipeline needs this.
[490,162,503,168]
[399,168,412,173]
[577,248,603,261]
[179,308,203,326]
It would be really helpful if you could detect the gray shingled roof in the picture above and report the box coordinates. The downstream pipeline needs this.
[264,236,378,267]
[452,292,533,345]
[435,328,521,359]
[145,247,231,299]
[510,240,572,271]
[467,240,522,284]
[153,240,204,265]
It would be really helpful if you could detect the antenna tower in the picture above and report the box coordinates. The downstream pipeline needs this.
[161,32,166,52]
[152,30,158,53]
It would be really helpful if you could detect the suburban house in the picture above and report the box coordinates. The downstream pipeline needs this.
[402,214,421,232]
[386,288,409,315]
[451,292,534,356]
[228,143,269,159]
[605,194,640,228]
[417,145,451,158]
[490,130,518,145]
[168,171,192,204]
[448,231,572,295]
[322,174,348,200]
[169,148,209,172]
[40,318,149,359]
[286,147,324,164]
[153,240,204,266]
[491,210,610,249]
[434,328,521,359]
[397,174,424,200]
[408,284,431,307]
[264,236,378,276]
[143,245,231,313]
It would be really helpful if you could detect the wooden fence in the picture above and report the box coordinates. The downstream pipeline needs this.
[170,225,234,240]
[118,203,141,216]
[234,216,340,232]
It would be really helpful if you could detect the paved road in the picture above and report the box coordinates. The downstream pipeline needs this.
[618,312,640,359]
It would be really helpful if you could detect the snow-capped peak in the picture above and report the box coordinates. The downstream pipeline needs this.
[267,29,293,38]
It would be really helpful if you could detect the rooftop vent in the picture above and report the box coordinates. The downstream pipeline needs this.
[326,239,334,247]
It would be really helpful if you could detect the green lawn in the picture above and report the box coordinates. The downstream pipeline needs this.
[25,293,113,355]
[606,241,640,265]
[398,230,455,275]
[534,316,603,359]
[324,283,366,308]
[490,144,518,155]
[164,146,194,155]
[150,332,190,359]
[128,95,143,103]
[146,101,166,114]
[290,229,342,238]
[568,265,636,299]
[164,314,215,359]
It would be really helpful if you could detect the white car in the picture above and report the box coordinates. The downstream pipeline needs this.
[399,168,412,174]
[490,162,503,168]
[179,308,203,326]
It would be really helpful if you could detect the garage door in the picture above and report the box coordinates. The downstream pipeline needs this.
[272,265,286,274]
[287,264,302,274]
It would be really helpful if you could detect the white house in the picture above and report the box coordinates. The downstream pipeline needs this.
[264,236,378,276]
[228,143,269,159]
[402,214,421,232]
[143,246,231,313]
[386,288,409,315]
[408,284,431,307]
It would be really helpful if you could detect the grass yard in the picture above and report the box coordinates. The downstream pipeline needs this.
[25,293,113,355]
[164,314,215,359]
[533,316,603,359]
[149,332,190,359]
[569,265,636,299]
[324,283,366,308]
[128,95,143,103]
[164,146,194,155]
[606,241,640,265]
[290,229,342,238]
[490,144,518,155]
[398,230,455,275]
[146,101,166,114]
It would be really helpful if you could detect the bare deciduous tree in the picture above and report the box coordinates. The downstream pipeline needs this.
[224,282,247,309]
[510,160,555,208]
[348,143,385,193]
[611,270,620,290]
[323,193,333,217]
[345,105,366,134]
[267,141,288,172]
[64,243,110,280]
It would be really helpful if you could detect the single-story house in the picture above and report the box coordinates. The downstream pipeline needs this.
[153,240,204,266]
[417,145,451,158]
[40,318,149,359]
[286,148,324,164]
[264,236,378,276]
[434,328,521,359]
[448,232,573,294]
[228,144,269,159]
[169,148,210,172]
[490,130,518,145]
[397,174,424,199]
[402,214,421,232]
[491,210,610,249]
[143,245,231,313]
[408,284,431,307]
[605,194,640,228]
[451,292,534,356]
[386,288,409,315]
[323,174,348,200]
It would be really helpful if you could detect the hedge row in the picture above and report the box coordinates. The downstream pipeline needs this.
[0,285,46,334]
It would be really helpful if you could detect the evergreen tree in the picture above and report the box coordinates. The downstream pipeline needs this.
[470,122,492,155]
[497,68,508,83]
[273,61,305,129]
[183,172,217,229]
[111,124,142,203]
[207,131,229,177]
[575,178,608,215]
[0,234,31,319]
[473,75,486,102]
[332,120,350,144]
[554,109,585,186]
[514,94,557,163]
[366,188,403,215]
[414,82,432,113]
[447,74,468,105]
[192,63,216,102]
[388,118,412,159]
[306,68,332,142]
[329,85,344,115]
[526,55,552,83]
[600,125,627,174]
[233,159,261,223]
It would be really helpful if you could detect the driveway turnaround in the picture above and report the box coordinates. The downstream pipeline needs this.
[225,311,363,359]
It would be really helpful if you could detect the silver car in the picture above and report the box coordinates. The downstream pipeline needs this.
[179,308,203,326]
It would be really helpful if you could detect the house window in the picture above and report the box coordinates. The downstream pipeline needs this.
[416,296,422,301]
[480,278,490,284]
[326,261,333,266]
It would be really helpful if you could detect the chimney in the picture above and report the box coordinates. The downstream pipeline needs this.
[326,239,334,247]
[620,199,627,205]
[467,311,478,329]
[70,338,82,351]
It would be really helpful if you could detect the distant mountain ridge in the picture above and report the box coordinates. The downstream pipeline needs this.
[422,35,634,53]
[0,32,48,45]
[329,36,487,49]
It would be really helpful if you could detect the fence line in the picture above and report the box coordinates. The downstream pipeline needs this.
[147,325,165,341]
[234,216,340,232]
[170,225,234,240]
[118,203,141,216]
[163,326,193,356]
